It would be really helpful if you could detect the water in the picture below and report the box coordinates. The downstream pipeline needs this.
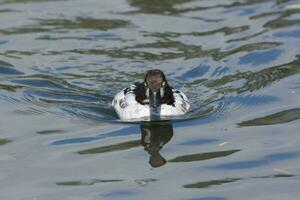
[0,0,300,199]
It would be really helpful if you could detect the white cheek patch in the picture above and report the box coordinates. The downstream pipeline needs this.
[146,88,150,98]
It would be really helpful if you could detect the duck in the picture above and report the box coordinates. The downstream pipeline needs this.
[112,69,190,120]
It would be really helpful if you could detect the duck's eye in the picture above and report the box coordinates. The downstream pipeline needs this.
[162,81,165,86]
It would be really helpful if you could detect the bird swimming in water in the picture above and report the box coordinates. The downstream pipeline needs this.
[112,69,190,120]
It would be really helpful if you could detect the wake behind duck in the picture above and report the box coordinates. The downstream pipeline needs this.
[112,69,190,121]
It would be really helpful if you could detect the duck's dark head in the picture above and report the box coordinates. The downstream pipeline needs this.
[134,69,175,107]
[143,69,173,108]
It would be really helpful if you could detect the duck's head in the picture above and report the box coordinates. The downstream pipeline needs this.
[144,69,168,108]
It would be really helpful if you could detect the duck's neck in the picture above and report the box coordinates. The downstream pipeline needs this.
[134,83,175,105]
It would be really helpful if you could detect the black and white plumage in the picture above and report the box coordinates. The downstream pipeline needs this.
[112,69,190,120]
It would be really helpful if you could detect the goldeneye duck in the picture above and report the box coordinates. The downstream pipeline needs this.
[112,69,190,120]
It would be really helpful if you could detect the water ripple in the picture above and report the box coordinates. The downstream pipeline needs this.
[0,0,300,198]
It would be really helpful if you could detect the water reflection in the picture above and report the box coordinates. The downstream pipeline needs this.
[75,122,173,167]
[127,0,282,15]
[239,108,300,126]
[56,179,123,186]
[140,121,173,168]
[0,138,11,145]
[128,0,195,14]
[210,151,300,170]
[0,17,131,35]
[183,178,240,189]
[168,149,240,163]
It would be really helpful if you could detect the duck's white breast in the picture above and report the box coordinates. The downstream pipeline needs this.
[112,89,149,120]
[112,87,190,120]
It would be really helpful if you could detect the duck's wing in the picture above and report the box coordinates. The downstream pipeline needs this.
[112,88,126,108]
[172,89,190,114]
[112,85,149,120]
[112,85,136,107]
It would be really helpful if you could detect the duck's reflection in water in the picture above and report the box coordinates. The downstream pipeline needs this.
[140,122,173,168]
